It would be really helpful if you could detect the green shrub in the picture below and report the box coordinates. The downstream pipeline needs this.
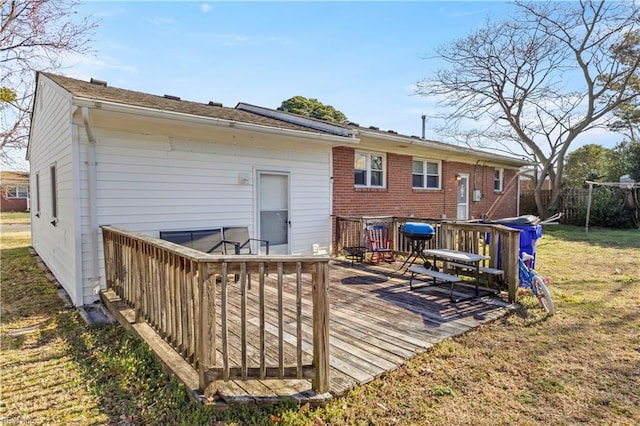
[567,187,636,228]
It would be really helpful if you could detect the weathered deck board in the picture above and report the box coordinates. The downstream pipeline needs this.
[209,261,511,404]
[103,260,511,406]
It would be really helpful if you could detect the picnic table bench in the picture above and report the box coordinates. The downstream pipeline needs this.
[407,265,461,290]
[445,262,504,289]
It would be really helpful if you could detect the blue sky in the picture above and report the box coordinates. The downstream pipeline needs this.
[63,1,621,150]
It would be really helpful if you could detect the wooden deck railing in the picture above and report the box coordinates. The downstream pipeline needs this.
[101,226,330,393]
[439,222,520,301]
[335,216,444,254]
[335,216,521,301]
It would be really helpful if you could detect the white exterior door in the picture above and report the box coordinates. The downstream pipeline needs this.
[257,171,290,254]
[457,174,469,221]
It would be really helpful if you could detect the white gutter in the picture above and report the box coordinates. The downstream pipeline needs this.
[81,106,101,294]
[73,98,359,145]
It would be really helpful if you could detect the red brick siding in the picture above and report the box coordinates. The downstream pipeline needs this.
[332,146,519,220]
[0,196,28,212]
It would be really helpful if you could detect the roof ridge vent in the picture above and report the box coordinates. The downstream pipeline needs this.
[163,94,181,101]
[208,101,223,107]
[90,78,107,87]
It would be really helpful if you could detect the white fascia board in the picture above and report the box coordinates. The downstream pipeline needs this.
[72,98,359,146]
[355,129,531,168]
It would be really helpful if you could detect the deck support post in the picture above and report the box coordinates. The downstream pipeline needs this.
[197,263,215,389]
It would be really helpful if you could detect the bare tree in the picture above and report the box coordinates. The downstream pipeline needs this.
[416,1,640,217]
[1,0,97,169]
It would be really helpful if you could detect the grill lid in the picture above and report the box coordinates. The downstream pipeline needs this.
[400,222,435,237]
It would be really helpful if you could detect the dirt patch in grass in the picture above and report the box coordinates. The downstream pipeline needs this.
[1,225,638,425]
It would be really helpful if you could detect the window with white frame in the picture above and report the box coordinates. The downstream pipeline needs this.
[5,185,29,199]
[354,151,385,187]
[494,169,503,192]
[412,159,441,189]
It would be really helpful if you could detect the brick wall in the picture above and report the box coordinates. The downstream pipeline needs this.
[0,196,28,212]
[332,146,519,220]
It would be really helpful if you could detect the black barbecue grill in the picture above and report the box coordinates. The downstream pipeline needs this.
[399,222,436,271]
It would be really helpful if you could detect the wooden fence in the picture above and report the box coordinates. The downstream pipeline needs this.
[335,216,521,301]
[101,226,330,393]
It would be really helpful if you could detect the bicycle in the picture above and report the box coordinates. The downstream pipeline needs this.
[518,252,555,315]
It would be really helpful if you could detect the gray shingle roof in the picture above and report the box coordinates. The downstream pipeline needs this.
[40,72,530,166]
[41,73,330,134]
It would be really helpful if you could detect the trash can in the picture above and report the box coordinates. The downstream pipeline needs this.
[493,216,543,269]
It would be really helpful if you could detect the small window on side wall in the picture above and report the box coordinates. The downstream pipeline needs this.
[412,159,441,189]
[50,165,58,224]
[354,151,385,188]
[494,169,503,192]
[35,173,41,217]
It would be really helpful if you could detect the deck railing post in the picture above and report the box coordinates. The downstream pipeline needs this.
[440,222,449,249]
[312,261,330,393]
[505,230,520,303]
[335,216,342,255]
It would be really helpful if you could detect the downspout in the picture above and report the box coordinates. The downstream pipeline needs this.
[81,107,101,297]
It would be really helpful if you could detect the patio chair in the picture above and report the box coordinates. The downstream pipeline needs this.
[366,225,395,264]
[211,227,270,255]
[208,227,270,289]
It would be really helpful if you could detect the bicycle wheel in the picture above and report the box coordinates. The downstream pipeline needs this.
[531,274,555,316]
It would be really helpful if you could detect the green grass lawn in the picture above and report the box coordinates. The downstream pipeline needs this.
[1,225,639,425]
[0,211,30,224]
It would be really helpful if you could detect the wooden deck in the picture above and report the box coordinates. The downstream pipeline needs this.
[103,258,512,407]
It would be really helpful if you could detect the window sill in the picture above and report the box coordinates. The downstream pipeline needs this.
[354,186,387,192]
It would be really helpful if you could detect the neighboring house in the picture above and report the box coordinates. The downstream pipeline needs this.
[28,72,528,307]
[0,171,30,212]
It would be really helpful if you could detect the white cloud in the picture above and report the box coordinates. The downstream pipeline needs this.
[145,17,177,26]
[187,32,291,46]
[201,4,212,13]
[60,52,139,77]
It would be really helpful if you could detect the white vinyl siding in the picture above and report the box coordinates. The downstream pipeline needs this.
[76,115,333,302]
[28,77,80,305]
